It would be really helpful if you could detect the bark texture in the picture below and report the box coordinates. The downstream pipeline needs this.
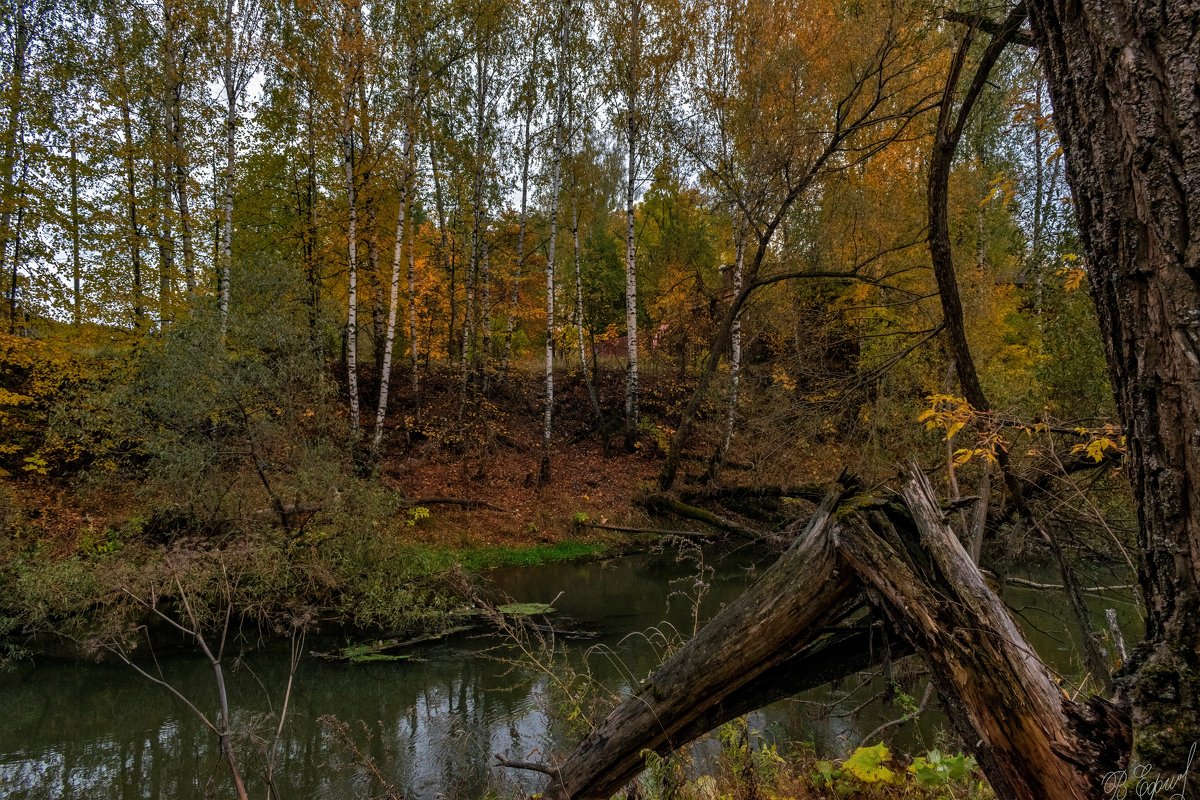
[1024,0,1200,769]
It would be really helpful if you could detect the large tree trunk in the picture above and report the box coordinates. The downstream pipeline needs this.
[1024,0,1200,770]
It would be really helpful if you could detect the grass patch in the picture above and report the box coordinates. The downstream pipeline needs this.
[459,540,605,570]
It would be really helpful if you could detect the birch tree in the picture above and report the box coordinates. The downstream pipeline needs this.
[537,0,568,485]
[339,0,364,433]
[597,0,681,448]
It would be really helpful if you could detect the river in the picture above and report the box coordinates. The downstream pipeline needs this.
[0,544,1140,799]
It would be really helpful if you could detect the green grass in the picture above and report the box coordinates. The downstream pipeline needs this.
[458,540,606,570]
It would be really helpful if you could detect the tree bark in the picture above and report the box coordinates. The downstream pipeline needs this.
[1024,0,1200,770]
[837,468,1126,800]
[623,110,640,449]
[342,116,360,433]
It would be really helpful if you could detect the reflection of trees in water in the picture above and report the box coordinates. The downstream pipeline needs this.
[0,553,1131,799]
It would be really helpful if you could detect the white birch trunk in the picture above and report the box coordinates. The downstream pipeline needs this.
[372,131,410,451]
[623,117,639,445]
[481,242,493,386]
[404,132,420,417]
[540,2,570,483]
[220,77,235,335]
[70,135,82,327]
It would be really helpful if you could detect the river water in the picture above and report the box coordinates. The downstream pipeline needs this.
[0,545,1140,799]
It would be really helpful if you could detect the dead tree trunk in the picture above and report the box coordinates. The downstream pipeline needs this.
[530,487,860,799]
[837,468,1126,800]
[519,468,1128,800]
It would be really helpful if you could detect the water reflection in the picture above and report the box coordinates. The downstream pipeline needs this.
[0,548,1140,799]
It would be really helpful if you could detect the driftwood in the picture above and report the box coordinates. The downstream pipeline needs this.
[510,467,1129,800]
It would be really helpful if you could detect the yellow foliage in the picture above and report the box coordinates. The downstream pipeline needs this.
[1070,425,1126,462]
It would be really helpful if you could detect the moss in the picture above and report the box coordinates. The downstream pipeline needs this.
[1131,655,1200,772]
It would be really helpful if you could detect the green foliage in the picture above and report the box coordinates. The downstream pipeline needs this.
[339,645,414,664]
[842,743,899,784]
[908,750,978,788]
[1036,268,1114,419]
[812,744,987,799]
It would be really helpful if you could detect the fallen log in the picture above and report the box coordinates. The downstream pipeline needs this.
[836,467,1126,799]
[574,520,714,539]
[531,486,859,799]
[639,495,760,540]
[678,484,826,504]
[513,467,1130,800]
